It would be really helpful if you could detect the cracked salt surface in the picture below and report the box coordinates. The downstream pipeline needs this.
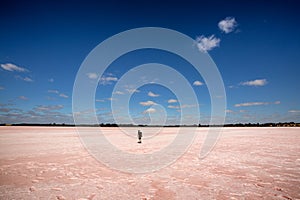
[0,126,299,199]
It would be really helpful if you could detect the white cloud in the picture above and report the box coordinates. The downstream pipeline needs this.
[86,73,98,79]
[218,17,238,33]
[48,78,54,82]
[240,79,267,86]
[48,90,59,94]
[226,109,234,113]
[196,35,220,52]
[126,88,140,93]
[19,96,28,100]
[0,86,4,90]
[234,101,280,107]
[288,110,300,113]
[168,104,197,109]
[0,105,73,124]
[148,91,159,97]
[104,77,118,81]
[59,93,68,98]
[99,75,118,85]
[107,97,116,101]
[96,99,105,102]
[168,105,180,109]
[34,105,63,111]
[48,90,68,98]
[274,101,281,105]
[23,77,33,82]
[15,75,33,82]
[1,63,28,72]
[168,99,178,103]
[123,85,141,94]
[181,104,198,108]
[235,102,268,107]
[143,108,156,114]
[193,80,204,86]
[140,101,157,106]
[114,91,124,95]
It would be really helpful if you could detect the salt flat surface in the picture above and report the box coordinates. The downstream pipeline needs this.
[0,126,300,199]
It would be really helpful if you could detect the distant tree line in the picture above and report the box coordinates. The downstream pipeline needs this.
[199,122,300,127]
[0,122,299,127]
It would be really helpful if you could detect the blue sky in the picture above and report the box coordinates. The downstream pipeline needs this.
[0,0,299,124]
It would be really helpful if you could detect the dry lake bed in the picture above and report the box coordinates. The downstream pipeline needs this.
[0,126,299,199]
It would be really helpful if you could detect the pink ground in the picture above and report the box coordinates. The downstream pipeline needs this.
[0,126,299,199]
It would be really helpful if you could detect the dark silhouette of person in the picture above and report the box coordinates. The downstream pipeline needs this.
[137,130,142,143]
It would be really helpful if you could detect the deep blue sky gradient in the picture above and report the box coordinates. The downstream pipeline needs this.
[0,0,299,124]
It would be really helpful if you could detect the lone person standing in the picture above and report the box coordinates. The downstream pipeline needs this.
[137,130,142,143]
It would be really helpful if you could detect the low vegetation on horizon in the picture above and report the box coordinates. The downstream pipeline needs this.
[1,122,299,127]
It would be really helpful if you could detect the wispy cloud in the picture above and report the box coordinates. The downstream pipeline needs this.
[34,105,63,111]
[0,86,4,90]
[274,101,280,105]
[235,102,270,107]
[0,103,15,107]
[113,91,124,95]
[235,101,280,107]
[193,80,204,86]
[99,75,118,85]
[1,63,28,72]
[148,91,159,97]
[226,109,248,114]
[218,17,238,33]
[168,105,180,109]
[15,75,33,82]
[235,102,266,107]
[168,104,197,109]
[104,77,118,81]
[96,99,105,102]
[86,73,98,79]
[122,85,141,94]
[0,108,11,112]
[107,97,116,101]
[125,88,140,93]
[226,109,234,113]
[59,93,68,98]
[48,78,54,82]
[0,104,72,124]
[23,77,33,82]
[196,35,220,52]
[47,89,68,98]
[18,96,28,100]
[182,104,198,108]
[140,101,157,106]
[168,99,178,103]
[288,110,300,113]
[48,90,59,94]
[240,79,267,86]
[143,108,156,114]
[228,85,237,89]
